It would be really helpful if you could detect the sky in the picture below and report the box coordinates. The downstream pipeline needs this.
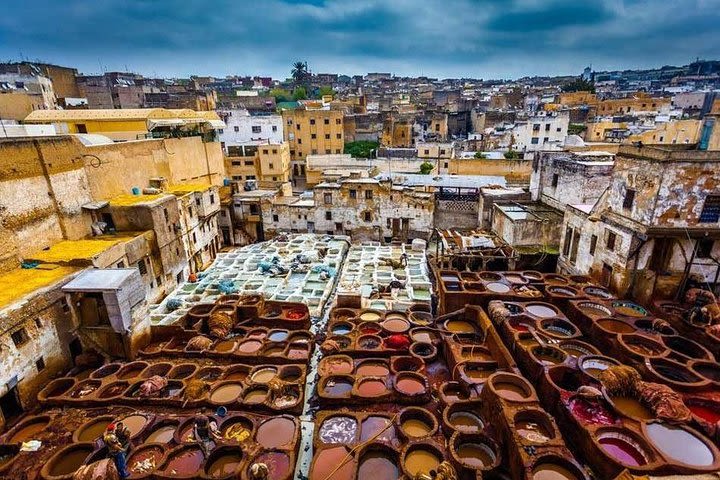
[0,0,719,80]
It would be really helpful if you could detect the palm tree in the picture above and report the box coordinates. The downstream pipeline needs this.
[291,61,309,88]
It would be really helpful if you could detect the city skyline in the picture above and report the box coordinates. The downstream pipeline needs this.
[1,0,719,79]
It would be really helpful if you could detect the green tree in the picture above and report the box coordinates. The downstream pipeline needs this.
[474,151,487,159]
[269,88,292,103]
[504,150,521,159]
[568,123,587,135]
[292,86,307,101]
[318,86,335,98]
[561,78,596,93]
[291,61,309,88]
[345,140,379,158]
[419,161,434,175]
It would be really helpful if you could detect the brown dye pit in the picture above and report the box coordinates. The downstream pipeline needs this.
[578,302,613,318]
[485,282,510,293]
[411,330,436,343]
[99,382,129,399]
[146,425,177,443]
[517,420,551,443]
[311,446,354,480]
[76,418,112,442]
[449,411,484,432]
[243,387,269,404]
[527,304,558,318]
[361,416,396,442]
[560,341,597,359]
[9,417,50,443]
[493,381,529,401]
[405,448,441,477]
[256,417,295,448]
[164,447,204,476]
[253,452,291,480]
[237,340,262,354]
[206,452,242,478]
[210,384,243,403]
[456,442,496,469]
[118,364,147,380]
[396,376,425,395]
[356,362,389,377]
[251,368,278,383]
[357,378,388,397]
[446,320,476,333]
[609,396,653,420]
[214,340,236,353]
[382,318,410,333]
[358,451,398,480]
[319,416,357,444]
[128,445,163,476]
[532,346,567,365]
[401,418,432,438]
[50,446,92,476]
[121,414,149,437]
[596,319,635,334]
[264,346,285,356]
[612,301,647,318]
[646,423,715,466]
[505,273,527,284]
[461,365,494,382]
[532,463,580,480]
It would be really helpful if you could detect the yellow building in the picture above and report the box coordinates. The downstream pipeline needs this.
[381,118,413,147]
[224,142,291,186]
[595,93,671,116]
[281,107,344,161]
[0,92,48,121]
[557,91,598,107]
[586,120,629,142]
[628,119,702,145]
[23,108,224,142]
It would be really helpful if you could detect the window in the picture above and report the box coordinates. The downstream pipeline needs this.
[263,149,269,155]
[700,195,720,223]
[287,119,293,125]
[269,163,274,169]
[192,232,197,243]
[533,123,541,132]
[440,149,446,155]
[311,134,317,139]
[325,211,332,220]
[324,193,332,204]
[623,188,635,210]
[272,125,278,132]
[324,119,330,125]
[365,190,373,200]
[570,230,580,263]
[563,227,572,256]
[312,149,318,154]
[195,197,201,207]
[189,206,193,217]
[252,126,261,133]
[335,149,341,154]
[349,189,357,199]
[325,134,330,139]
[35,357,45,372]
[697,239,715,259]
[137,259,147,275]
[116,261,124,268]
[531,137,539,144]
[606,231,617,251]
[76,123,87,133]
[272,149,277,154]
[11,328,29,347]
[273,214,279,222]
[232,161,241,166]
[557,127,562,132]
[234,126,239,132]
[543,137,549,143]
[444,162,449,169]
[424,149,430,155]
[244,160,254,166]
[325,149,331,154]
[551,174,559,187]
[545,124,551,131]
[364,211,372,222]
[298,139,302,144]
[164,208,169,221]
[34,318,42,328]
[310,119,316,125]
[589,235,598,255]
[336,134,342,139]
[296,124,301,130]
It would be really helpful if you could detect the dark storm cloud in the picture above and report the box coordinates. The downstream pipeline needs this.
[0,0,718,79]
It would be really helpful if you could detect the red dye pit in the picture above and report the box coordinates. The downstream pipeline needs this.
[568,398,617,425]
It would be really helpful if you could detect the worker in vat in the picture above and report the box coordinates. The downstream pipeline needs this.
[103,422,130,479]
[193,415,221,456]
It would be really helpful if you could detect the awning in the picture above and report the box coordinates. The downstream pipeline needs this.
[204,119,227,129]
[147,119,184,129]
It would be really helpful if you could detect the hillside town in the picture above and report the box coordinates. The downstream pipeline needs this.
[2,54,720,480]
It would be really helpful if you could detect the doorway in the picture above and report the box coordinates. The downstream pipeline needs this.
[0,386,23,423]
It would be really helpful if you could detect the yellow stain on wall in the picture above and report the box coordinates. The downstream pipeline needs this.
[0,265,77,308]
[28,238,127,263]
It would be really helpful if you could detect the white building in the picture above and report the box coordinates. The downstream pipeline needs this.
[0,73,56,109]
[218,108,283,155]
[514,111,569,152]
